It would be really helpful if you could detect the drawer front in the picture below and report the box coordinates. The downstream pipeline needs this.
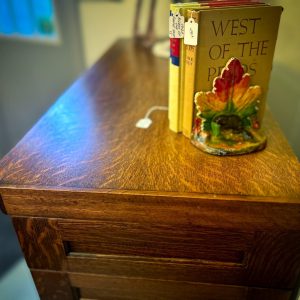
[30,269,292,300]
[69,273,292,300]
[59,219,253,266]
[66,254,246,287]
[13,216,300,290]
[59,219,300,289]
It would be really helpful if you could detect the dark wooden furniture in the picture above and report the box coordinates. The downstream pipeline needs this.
[1,40,300,300]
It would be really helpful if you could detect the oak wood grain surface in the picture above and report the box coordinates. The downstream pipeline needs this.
[31,269,77,300]
[66,254,248,286]
[0,39,299,203]
[57,217,300,289]
[12,217,66,270]
[10,215,300,289]
[58,219,252,264]
[69,272,292,300]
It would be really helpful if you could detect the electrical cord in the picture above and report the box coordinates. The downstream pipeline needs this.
[135,105,168,129]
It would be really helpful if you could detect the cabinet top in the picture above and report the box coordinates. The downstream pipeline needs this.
[0,40,299,202]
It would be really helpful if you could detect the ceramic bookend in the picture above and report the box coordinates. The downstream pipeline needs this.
[192,57,267,155]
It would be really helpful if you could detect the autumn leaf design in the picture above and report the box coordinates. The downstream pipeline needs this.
[195,57,261,116]
[192,57,266,155]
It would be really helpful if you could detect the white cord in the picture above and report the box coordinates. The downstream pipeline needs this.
[145,105,168,118]
[136,105,168,129]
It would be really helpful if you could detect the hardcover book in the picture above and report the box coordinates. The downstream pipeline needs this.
[169,2,202,133]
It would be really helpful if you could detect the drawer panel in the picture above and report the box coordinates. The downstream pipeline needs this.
[30,269,293,300]
[12,216,300,290]
[66,254,245,286]
[72,273,247,300]
[59,219,253,265]
[69,273,292,300]
[59,219,300,289]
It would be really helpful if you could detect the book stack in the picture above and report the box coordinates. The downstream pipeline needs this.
[168,1,282,155]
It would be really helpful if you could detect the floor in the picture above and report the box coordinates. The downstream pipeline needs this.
[0,212,39,299]
[0,258,39,300]
[0,213,23,275]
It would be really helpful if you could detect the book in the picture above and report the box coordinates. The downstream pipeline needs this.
[183,4,282,155]
[169,1,264,134]
[168,2,201,133]
[182,10,199,138]
[168,36,181,132]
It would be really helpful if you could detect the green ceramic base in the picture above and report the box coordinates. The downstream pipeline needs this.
[191,128,267,156]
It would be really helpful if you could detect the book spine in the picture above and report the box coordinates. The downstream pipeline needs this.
[168,35,181,132]
[178,9,189,133]
[182,10,199,138]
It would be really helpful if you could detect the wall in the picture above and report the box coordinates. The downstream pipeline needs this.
[0,0,85,158]
[268,0,300,157]
[0,0,85,282]
[79,0,169,67]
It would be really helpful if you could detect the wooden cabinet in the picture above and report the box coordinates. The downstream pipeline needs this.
[0,40,300,300]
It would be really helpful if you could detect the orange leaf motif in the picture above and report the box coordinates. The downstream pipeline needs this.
[195,57,262,113]
[214,58,244,102]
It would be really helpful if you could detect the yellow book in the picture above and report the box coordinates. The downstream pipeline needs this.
[182,10,200,138]
[168,58,180,132]
[168,3,201,133]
